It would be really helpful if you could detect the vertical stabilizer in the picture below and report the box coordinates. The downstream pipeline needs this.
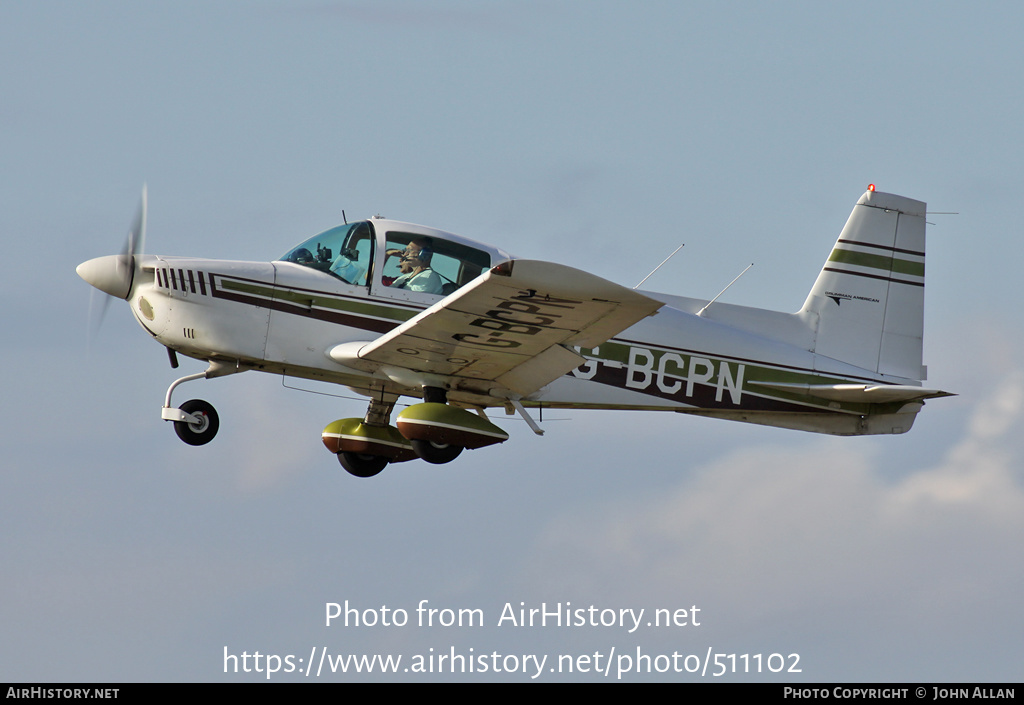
[800,189,927,381]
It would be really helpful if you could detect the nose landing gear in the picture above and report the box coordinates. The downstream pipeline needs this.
[173,399,220,446]
[161,360,245,446]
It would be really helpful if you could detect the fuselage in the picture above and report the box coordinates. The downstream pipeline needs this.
[124,217,924,437]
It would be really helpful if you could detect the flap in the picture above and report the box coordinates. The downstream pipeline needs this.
[354,259,662,396]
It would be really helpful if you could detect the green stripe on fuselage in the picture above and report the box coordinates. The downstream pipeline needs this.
[218,277,418,323]
[269,286,417,322]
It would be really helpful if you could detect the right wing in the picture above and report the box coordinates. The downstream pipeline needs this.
[330,259,663,397]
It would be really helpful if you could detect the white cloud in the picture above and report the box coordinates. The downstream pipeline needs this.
[517,367,1024,678]
[888,369,1024,513]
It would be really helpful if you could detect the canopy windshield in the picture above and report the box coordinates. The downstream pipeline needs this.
[278,221,375,286]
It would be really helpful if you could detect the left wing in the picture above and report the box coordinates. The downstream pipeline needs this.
[748,381,955,403]
[330,260,662,397]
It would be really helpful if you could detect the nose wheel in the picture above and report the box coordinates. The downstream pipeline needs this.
[172,399,220,446]
[161,362,242,446]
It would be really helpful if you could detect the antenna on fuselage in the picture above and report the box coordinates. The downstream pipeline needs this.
[697,263,754,317]
[342,210,347,224]
[633,243,685,289]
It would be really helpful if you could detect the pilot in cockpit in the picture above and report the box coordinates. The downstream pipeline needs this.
[386,238,443,294]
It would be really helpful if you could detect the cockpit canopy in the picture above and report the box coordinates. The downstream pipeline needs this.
[278,219,507,298]
[280,221,374,286]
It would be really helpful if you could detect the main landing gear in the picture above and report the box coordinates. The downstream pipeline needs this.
[322,397,415,479]
[161,364,513,479]
[337,451,390,478]
[321,386,510,478]
[410,439,463,465]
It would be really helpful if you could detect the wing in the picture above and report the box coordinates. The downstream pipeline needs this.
[330,260,663,397]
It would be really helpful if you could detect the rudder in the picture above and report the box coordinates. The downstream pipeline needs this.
[799,188,927,381]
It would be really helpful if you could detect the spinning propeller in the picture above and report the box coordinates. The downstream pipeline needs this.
[77,186,147,330]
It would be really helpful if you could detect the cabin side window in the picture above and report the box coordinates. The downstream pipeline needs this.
[381,232,489,297]
[279,221,375,287]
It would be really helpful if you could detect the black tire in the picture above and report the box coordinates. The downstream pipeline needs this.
[411,439,463,465]
[174,399,219,446]
[338,452,388,478]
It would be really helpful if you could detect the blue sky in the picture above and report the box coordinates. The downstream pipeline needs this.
[2,1,1022,681]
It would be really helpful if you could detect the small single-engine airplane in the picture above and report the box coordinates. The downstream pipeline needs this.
[78,185,952,477]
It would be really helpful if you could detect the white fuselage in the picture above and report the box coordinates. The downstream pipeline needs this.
[132,241,916,437]
[78,189,951,464]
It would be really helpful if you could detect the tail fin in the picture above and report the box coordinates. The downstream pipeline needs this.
[800,188,927,381]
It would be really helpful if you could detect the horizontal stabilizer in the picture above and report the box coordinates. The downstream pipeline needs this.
[748,381,955,404]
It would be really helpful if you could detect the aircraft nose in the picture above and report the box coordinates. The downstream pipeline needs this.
[76,255,132,299]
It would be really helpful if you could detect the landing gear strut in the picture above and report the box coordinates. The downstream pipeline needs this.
[409,386,465,464]
[341,396,397,477]
[323,395,413,478]
[161,360,244,446]
[324,385,508,477]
